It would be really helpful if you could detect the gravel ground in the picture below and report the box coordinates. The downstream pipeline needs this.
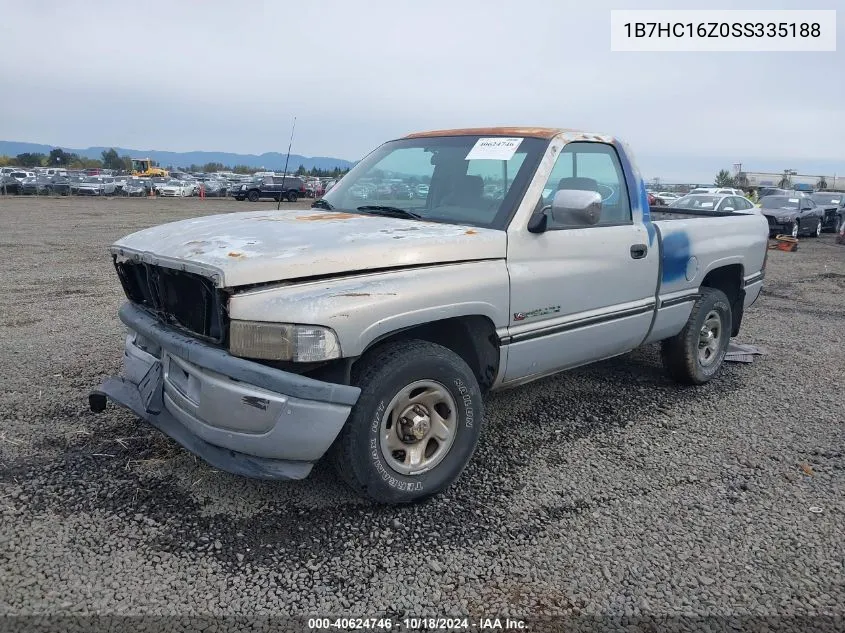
[1,196,843,629]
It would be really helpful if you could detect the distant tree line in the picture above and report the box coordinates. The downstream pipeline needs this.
[1,148,350,178]
[0,148,134,170]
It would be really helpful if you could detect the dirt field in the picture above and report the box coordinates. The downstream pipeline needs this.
[1,195,843,624]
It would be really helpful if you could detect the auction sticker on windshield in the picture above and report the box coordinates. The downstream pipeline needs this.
[465,137,523,161]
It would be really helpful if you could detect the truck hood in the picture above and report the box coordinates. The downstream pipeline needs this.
[112,208,506,288]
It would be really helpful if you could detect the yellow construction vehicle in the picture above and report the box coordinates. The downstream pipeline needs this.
[130,158,169,178]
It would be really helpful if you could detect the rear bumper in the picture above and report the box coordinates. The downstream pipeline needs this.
[90,303,360,480]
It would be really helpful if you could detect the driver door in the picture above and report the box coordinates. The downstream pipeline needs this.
[504,142,658,383]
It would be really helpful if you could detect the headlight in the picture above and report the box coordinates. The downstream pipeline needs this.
[240,184,246,190]
[229,321,341,362]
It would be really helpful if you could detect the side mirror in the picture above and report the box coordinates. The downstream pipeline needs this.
[549,189,602,227]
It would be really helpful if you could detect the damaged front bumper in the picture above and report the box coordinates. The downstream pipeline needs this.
[89,303,360,480]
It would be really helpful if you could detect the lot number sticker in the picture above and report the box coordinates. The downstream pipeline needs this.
[465,137,523,161]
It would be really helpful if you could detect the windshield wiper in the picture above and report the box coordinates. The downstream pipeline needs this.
[311,198,335,210]
[356,205,422,220]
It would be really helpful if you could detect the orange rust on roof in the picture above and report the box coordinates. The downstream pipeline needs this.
[402,127,571,140]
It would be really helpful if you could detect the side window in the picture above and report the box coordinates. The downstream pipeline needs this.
[540,142,631,229]
[723,197,740,211]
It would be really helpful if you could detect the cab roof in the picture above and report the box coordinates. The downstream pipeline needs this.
[403,127,567,140]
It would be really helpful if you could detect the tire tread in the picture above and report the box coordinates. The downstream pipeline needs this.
[331,339,481,504]
[661,287,731,385]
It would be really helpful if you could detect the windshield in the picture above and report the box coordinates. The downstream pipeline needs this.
[320,135,548,229]
[761,196,800,209]
[811,193,841,204]
[670,195,722,210]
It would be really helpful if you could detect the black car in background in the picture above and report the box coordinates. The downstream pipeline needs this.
[809,192,845,232]
[0,176,22,194]
[760,195,825,238]
[234,175,307,202]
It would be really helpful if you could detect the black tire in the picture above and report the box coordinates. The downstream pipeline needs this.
[247,189,260,202]
[836,215,844,234]
[287,191,298,202]
[661,287,732,385]
[810,218,822,238]
[791,221,800,238]
[331,340,484,504]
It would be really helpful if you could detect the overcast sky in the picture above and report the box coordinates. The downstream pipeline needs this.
[0,0,842,181]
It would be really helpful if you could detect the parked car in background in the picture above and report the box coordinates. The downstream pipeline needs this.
[656,192,681,204]
[0,175,22,194]
[122,178,149,197]
[20,175,53,195]
[688,187,745,196]
[235,175,307,202]
[76,176,116,196]
[67,175,86,195]
[48,176,71,196]
[669,194,758,214]
[759,195,824,238]
[112,176,129,195]
[757,187,808,200]
[200,179,228,197]
[157,180,194,197]
[8,171,34,183]
[809,192,845,232]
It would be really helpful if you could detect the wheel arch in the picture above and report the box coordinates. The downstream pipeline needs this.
[700,263,744,336]
[355,315,500,393]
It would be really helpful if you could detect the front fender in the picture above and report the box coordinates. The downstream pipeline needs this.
[227,260,511,357]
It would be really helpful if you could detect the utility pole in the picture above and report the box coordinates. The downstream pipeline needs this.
[278,116,297,210]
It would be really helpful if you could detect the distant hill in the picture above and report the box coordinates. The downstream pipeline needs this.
[0,140,354,171]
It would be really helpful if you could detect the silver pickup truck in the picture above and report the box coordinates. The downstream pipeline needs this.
[90,127,769,504]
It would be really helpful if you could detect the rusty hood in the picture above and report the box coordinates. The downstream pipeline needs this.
[111,208,506,288]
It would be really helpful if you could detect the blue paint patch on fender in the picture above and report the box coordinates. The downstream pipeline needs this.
[662,231,691,283]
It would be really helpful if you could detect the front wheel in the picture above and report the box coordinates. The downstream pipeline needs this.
[661,287,732,385]
[791,221,800,238]
[247,190,260,202]
[811,219,822,237]
[835,215,844,234]
[331,340,484,504]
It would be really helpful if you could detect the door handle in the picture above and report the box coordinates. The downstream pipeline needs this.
[630,244,648,259]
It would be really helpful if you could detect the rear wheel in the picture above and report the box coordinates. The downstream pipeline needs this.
[331,340,484,504]
[247,190,260,202]
[287,191,298,202]
[661,287,732,385]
